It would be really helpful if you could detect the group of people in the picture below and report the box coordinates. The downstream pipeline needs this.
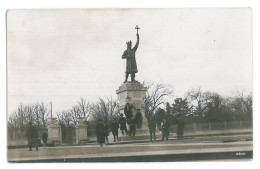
[148,117,185,141]
[95,116,123,147]
[148,118,170,141]
[27,115,185,150]
[95,111,141,147]
[119,109,143,137]
[124,103,143,129]
[96,114,185,147]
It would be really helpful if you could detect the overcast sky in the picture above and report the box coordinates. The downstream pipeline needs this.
[7,8,252,115]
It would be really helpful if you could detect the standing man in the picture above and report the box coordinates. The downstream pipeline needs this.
[111,119,119,142]
[135,109,143,128]
[124,103,133,124]
[129,118,136,136]
[95,119,105,147]
[104,122,110,143]
[148,116,156,141]
[122,25,140,82]
[26,121,39,151]
[119,113,128,135]
[161,119,170,141]
[177,118,185,140]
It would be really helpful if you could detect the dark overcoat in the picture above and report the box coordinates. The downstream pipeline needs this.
[124,104,132,122]
[161,121,169,137]
[177,121,185,135]
[96,122,105,144]
[119,117,127,130]
[26,125,39,142]
[135,111,143,122]
[104,123,109,137]
[148,120,156,132]
[111,122,119,135]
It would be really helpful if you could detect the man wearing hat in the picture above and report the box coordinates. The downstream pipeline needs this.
[26,121,39,151]
[148,116,157,141]
[119,113,128,135]
[95,119,105,147]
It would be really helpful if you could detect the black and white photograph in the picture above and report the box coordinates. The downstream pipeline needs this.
[6,7,254,163]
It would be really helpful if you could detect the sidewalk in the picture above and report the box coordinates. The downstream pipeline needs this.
[182,128,252,137]
[8,140,253,162]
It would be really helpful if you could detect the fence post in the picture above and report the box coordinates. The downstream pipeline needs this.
[240,120,242,129]
[209,121,212,131]
[224,121,227,130]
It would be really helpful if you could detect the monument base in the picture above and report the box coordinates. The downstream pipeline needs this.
[116,81,148,130]
[115,81,152,142]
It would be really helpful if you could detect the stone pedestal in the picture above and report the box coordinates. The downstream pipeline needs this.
[116,81,148,132]
[47,118,62,145]
[76,118,88,144]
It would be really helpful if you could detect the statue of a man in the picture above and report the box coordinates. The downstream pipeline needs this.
[122,32,139,82]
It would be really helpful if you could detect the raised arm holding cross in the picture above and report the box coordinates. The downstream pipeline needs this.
[135,25,140,35]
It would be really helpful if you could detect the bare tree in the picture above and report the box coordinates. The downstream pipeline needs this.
[143,82,173,118]
[17,104,27,130]
[90,97,119,122]
[56,98,91,125]
[11,102,51,129]
[38,103,51,130]
[8,112,19,129]
[187,87,205,118]
[69,106,80,125]
[235,90,253,120]
[32,103,40,128]
[56,110,72,126]
[76,97,91,121]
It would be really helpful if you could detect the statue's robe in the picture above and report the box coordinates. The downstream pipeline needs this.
[122,36,139,73]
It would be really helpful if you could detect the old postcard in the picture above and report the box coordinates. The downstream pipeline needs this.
[7,8,253,162]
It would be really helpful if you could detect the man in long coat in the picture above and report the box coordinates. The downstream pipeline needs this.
[161,119,169,141]
[135,109,143,128]
[129,118,136,136]
[104,122,110,143]
[177,118,185,140]
[111,120,119,142]
[26,121,39,151]
[122,33,139,82]
[124,103,133,124]
[119,113,128,135]
[96,120,105,147]
[148,116,156,141]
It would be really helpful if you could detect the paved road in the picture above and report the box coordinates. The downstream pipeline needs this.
[8,137,253,162]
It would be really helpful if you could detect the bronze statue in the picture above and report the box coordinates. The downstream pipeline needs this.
[122,25,140,82]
